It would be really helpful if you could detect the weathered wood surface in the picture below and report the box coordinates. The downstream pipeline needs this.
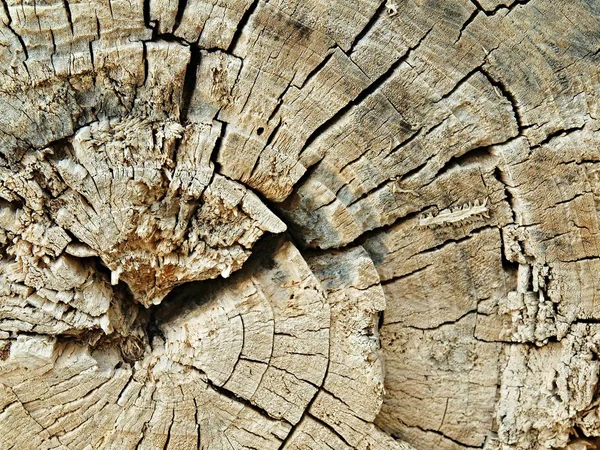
[1,0,600,448]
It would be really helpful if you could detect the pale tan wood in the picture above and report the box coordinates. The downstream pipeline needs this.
[1,0,600,449]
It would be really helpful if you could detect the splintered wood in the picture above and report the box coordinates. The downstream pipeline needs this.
[1,0,600,449]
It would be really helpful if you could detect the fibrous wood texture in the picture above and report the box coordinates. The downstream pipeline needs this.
[1,0,600,449]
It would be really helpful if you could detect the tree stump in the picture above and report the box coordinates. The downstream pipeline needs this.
[1,0,600,449]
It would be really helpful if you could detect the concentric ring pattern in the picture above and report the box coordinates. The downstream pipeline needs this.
[1,1,600,449]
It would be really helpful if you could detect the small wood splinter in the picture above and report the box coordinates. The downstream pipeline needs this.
[386,0,398,17]
[419,197,490,228]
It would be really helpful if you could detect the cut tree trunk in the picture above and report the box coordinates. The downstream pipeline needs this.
[1,0,599,449]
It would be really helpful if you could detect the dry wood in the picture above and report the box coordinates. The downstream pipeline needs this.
[1,0,600,449]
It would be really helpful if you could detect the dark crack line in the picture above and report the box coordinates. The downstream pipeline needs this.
[275,282,333,449]
[480,67,524,132]
[62,0,74,35]
[380,264,433,286]
[393,420,485,449]
[179,42,200,124]
[533,124,585,149]
[297,28,432,163]
[414,145,497,190]
[172,0,188,34]
[0,0,29,72]
[206,376,290,427]
[227,0,261,54]
[294,47,337,90]
[469,0,533,17]
[348,0,387,54]
[162,408,175,450]
[332,125,423,206]
[309,413,353,447]
[493,166,517,223]
[248,117,283,180]
[390,310,479,331]
[455,7,481,44]
[435,65,484,103]
[143,0,152,29]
